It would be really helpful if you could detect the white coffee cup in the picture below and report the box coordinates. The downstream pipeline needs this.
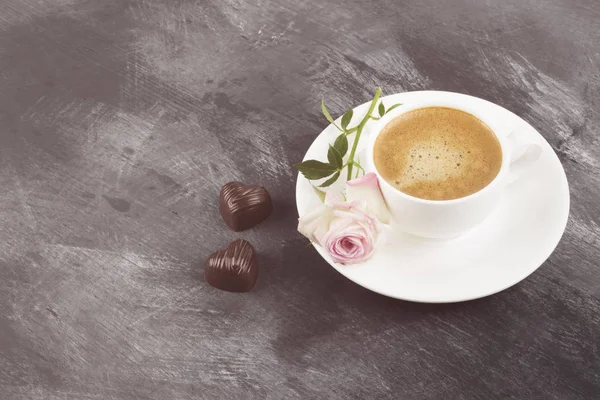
[365,98,542,239]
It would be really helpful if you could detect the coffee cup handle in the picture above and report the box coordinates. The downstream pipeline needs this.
[505,130,543,184]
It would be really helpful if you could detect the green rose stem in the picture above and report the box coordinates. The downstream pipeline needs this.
[293,88,400,190]
[346,87,382,180]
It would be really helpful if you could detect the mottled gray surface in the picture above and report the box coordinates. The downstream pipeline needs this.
[1,0,599,399]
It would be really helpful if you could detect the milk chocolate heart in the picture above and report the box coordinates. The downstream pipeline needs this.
[219,182,273,232]
[205,239,258,292]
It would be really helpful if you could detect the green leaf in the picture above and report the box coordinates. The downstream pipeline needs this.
[333,134,348,158]
[378,102,385,117]
[319,171,340,188]
[312,186,326,202]
[294,160,337,180]
[321,98,342,131]
[327,145,343,169]
[341,109,353,130]
[384,103,402,115]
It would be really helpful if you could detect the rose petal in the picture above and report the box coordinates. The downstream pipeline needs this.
[324,217,376,265]
[346,172,391,224]
[324,191,345,207]
[332,208,371,223]
[298,204,334,245]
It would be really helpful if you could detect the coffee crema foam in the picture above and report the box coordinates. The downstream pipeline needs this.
[373,107,502,201]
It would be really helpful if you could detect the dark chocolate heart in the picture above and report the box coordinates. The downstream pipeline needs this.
[219,182,273,232]
[205,239,258,292]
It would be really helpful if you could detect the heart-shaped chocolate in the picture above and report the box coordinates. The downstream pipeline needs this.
[219,182,273,232]
[205,239,258,292]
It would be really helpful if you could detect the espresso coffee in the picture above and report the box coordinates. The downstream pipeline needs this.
[373,107,502,201]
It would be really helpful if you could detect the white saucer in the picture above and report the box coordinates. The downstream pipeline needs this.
[295,91,570,303]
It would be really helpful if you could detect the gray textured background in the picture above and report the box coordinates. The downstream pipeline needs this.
[1,0,599,399]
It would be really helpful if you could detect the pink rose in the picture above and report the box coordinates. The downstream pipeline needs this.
[298,173,390,265]
[322,200,378,264]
